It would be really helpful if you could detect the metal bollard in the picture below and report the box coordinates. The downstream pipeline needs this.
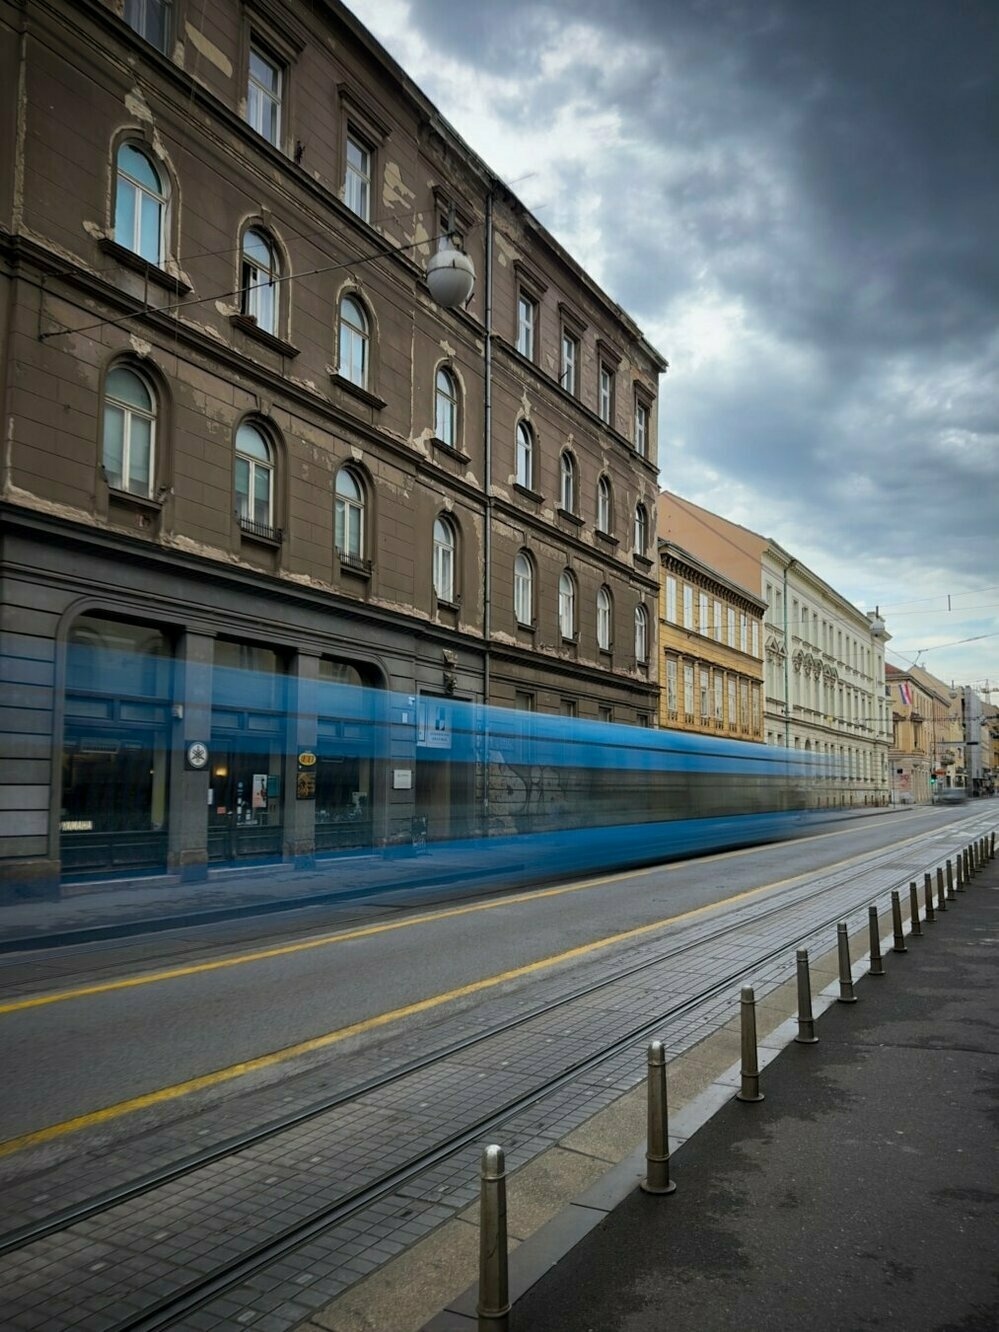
[990,831,995,859]
[967,845,975,880]
[641,1040,677,1194]
[891,891,907,953]
[868,906,885,976]
[909,882,923,936]
[924,872,936,923]
[795,949,819,1044]
[477,1146,510,1332]
[936,867,947,912]
[736,986,765,1101]
[837,923,857,1002]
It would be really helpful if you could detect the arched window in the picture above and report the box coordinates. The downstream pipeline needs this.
[558,570,576,640]
[335,467,365,561]
[241,229,280,335]
[103,366,156,496]
[597,586,612,651]
[635,604,649,663]
[516,422,534,489]
[433,516,457,603]
[597,475,612,533]
[339,295,369,388]
[560,451,577,512]
[234,423,274,528]
[634,503,648,554]
[115,143,166,264]
[435,366,458,447]
[514,551,534,626]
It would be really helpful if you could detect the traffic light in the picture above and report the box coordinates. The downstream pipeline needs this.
[929,773,937,787]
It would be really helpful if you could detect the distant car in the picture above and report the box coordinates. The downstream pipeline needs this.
[937,788,968,804]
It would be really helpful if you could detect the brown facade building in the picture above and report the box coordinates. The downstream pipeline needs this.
[658,541,765,741]
[0,0,666,892]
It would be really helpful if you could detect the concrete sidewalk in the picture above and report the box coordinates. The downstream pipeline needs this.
[494,852,999,1331]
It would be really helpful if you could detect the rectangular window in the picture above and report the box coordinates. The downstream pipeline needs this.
[561,331,578,395]
[699,668,709,719]
[714,674,724,722]
[728,676,736,728]
[598,363,614,424]
[516,293,537,359]
[560,698,577,717]
[636,712,650,728]
[683,663,694,718]
[634,399,649,456]
[740,680,749,729]
[698,592,709,635]
[727,607,736,645]
[713,599,722,642]
[247,45,282,147]
[666,576,677,623]
[752,621,760,658]
[514,690,535,712]
[683,584,693,628]
[125,0,170,51]
[752,685,761,734]
[666,658,678,713]
[344,134,372,221]
[740,612,748,653]
[598,705,613,723]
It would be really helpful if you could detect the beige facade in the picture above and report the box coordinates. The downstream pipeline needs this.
[658,492,892,805]
[885,665,958,803]
[657,542,765,741]
[0,0,664,890]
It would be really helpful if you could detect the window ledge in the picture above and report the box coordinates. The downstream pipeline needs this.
[239,517,283,546]
[561,634,579,647]
[230,314,300,358]
[430,437,470,463]
[435,596,461,613]
[98,238,191,294]
[633,553,654,570]
[106,484,163,512]
[557,507,584,527]
[513,482,544,504]
[595,530,619,547]
[336,548,373,578]
[516,619,537,634]
[329,373,387,410]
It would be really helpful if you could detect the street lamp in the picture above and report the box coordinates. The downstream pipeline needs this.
[426,242,475,308]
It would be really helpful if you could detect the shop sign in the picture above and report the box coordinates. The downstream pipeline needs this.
[297,771,317,800]
[298,751,317,768]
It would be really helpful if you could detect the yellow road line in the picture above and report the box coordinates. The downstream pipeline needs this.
[0,873,787,1158]
[0,819,926,1019]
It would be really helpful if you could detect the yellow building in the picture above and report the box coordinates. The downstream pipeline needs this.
[658,541,766,741]
[886,665,958,803]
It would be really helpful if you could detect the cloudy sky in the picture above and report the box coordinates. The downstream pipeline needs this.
[347,0,998,692]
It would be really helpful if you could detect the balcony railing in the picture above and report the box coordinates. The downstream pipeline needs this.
[336,547,372,576]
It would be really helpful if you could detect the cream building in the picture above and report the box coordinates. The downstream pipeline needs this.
[885,665,958,803]
[659,492,892,806]
[658,541,766,741]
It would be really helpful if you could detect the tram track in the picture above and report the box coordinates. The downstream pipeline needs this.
[2,821,986,1331]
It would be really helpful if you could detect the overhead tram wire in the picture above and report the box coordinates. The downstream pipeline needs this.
[37,223,472,344]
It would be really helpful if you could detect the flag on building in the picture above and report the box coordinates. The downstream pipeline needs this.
[898,681,913,707]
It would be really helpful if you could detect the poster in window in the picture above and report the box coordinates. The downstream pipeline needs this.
[252,774,268,809]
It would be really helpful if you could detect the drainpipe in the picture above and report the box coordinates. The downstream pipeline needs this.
[782,559,794,749]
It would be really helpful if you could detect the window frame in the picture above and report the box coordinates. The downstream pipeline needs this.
[102,364,157,498]
[514,551,534,627]
[240,227,281,335]
[560,328,578,395]
[635,604,649,663]
[598,361,615,425]
[114,142,166,266]
[335,466,366,563]
[123,0,171,53]
[559,450,577,513]
[246,42,283,148]
[432,515,457,604]
[634,395,650,457]
[634,502,647,554]
[434,365,459,448]
[338,293,370,389]
[597,476,612,534]
[515,421,534,490]
[558,569,577,641]
[597,586,613,652]
[344,131,373,222]
[234,421,275,531]
[516,290,538,361]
